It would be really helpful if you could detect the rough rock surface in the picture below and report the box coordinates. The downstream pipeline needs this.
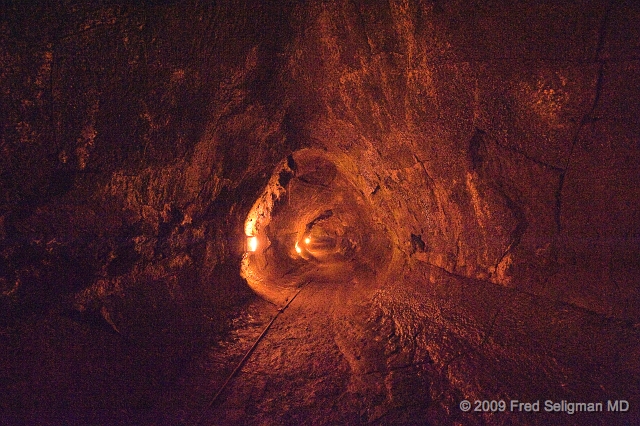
[1,1,639,425]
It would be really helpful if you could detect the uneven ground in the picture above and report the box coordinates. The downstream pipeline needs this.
[183,262,639,426]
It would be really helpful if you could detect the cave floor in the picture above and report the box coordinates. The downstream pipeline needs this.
[171,279,443,426]
[2,264,639,425]
[178,263,640,426]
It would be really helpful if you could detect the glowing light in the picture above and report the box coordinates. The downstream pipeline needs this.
[304,237,311,245]
[295,241,302,254]
[247,236,258,252]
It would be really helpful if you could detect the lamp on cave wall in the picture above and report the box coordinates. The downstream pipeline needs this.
[247,235,258,252]
[245,216,258,252]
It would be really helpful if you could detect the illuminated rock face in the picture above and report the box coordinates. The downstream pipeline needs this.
[1,1,639,424]
[285,1,640,320]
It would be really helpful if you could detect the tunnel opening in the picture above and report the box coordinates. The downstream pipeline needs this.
[241,148,395,305]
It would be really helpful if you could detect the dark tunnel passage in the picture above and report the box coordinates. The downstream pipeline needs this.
[241,148,394,305]
[1,1,640,425]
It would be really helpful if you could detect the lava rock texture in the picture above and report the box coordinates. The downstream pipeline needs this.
[1,0,639,425]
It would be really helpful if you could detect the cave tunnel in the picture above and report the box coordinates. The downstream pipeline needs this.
[1,1,639,425]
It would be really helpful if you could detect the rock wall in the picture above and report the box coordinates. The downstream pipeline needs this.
[283,0,640,320]
[0,1,299,335]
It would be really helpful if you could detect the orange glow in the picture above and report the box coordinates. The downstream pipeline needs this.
[304,237,311,244]
[247,236,258,252]
[295,242,302,254]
